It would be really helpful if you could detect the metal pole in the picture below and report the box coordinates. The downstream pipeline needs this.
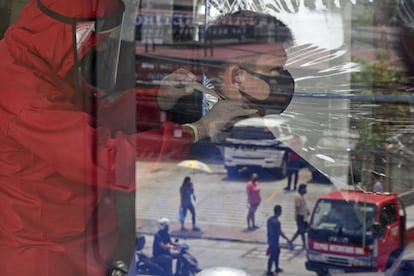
[203,0,209,56]
[204,0,208,31]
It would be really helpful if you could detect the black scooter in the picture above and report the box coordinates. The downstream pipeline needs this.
[135,235,201,276]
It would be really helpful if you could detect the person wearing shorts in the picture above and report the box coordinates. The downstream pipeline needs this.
[290,184,310,249]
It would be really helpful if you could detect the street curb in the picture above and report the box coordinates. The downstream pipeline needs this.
[137,219,269,245]
[137,229,268,245]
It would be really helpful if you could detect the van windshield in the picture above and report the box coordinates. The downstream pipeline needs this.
[310,199,377,235]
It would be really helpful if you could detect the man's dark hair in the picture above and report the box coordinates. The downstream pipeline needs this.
[203,10,295,115]
[298,183,307,193]
[371,172,382,180]
[274,205,282,216]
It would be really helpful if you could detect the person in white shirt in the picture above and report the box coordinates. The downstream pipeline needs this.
[372,172,384,193]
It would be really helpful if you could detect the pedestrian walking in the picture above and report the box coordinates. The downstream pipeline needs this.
[284,150,301,191]
[246,173,261,231]
[179,176,200,231]
[266,205,290,275]
[290,184,310,249]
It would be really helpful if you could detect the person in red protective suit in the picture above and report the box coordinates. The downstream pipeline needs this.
[0,0,200,275]
[0,0,283,274]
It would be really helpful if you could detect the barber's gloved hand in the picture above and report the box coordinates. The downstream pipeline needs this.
[158,68,198,110]
[193,100,258,143]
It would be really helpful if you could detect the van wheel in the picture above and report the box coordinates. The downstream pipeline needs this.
[226,167,239,178]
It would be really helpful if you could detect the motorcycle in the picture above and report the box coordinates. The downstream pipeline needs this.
[175,243,202,276]
[135,235,202,276]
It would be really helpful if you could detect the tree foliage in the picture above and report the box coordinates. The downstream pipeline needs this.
[351,48,410,152]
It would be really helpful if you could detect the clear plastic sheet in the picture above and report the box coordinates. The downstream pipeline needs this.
[136,0,414,193]
[134,1,414,275]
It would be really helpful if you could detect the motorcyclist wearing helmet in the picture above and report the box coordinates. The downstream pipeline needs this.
[152,218,180,276]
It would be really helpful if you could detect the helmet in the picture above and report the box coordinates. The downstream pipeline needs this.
[158,218,170,231]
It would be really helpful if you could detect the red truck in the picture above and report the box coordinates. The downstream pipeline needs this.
[305,190,414,275]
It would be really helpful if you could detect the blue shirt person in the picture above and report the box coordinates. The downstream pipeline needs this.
[266,205,291,275]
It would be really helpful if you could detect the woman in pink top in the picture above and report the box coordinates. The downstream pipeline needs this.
[246,173,261,230]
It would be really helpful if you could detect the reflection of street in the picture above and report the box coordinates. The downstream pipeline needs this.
[136,160,336,275]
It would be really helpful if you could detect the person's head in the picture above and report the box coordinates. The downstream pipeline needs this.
[6,0,126,98]
[273,205,282,217]
[203,10,295,115]
[298,183,307,195]
[371,172,381,182]
[250,173,258,182]
[158,217,170,232]
[182,176,192,187]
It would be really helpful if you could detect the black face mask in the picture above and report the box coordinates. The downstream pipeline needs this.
[239,67,295,115]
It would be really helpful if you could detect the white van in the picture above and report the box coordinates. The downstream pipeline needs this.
[223,117,293,178]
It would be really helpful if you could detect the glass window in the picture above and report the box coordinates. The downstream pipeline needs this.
[133,1,414,273]
[379,203,398,237]
[4,0,414,274]
[311,199,376,234]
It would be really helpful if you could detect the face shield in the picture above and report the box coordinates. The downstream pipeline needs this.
[37,0,125,97]
[75,13,124,94]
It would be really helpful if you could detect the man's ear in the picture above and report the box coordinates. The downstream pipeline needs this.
[230,65,243,86]
[224,65,242,87]
[222,65,243,99]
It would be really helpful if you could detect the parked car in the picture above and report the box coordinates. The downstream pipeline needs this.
[223,117,293,178]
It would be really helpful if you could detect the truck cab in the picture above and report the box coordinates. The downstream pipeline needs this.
[306,190,414,275]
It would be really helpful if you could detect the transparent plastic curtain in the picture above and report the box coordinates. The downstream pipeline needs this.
[272,2,353,191]
[135,0,414,212]
[201,0,352,189]
[200,0,414,193]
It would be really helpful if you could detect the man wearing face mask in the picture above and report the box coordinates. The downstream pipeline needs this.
[153,10,295,144]
[0,0,176,274]
[135,10,294,158]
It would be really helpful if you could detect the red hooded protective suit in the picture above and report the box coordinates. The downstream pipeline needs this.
[0,0,192,275]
